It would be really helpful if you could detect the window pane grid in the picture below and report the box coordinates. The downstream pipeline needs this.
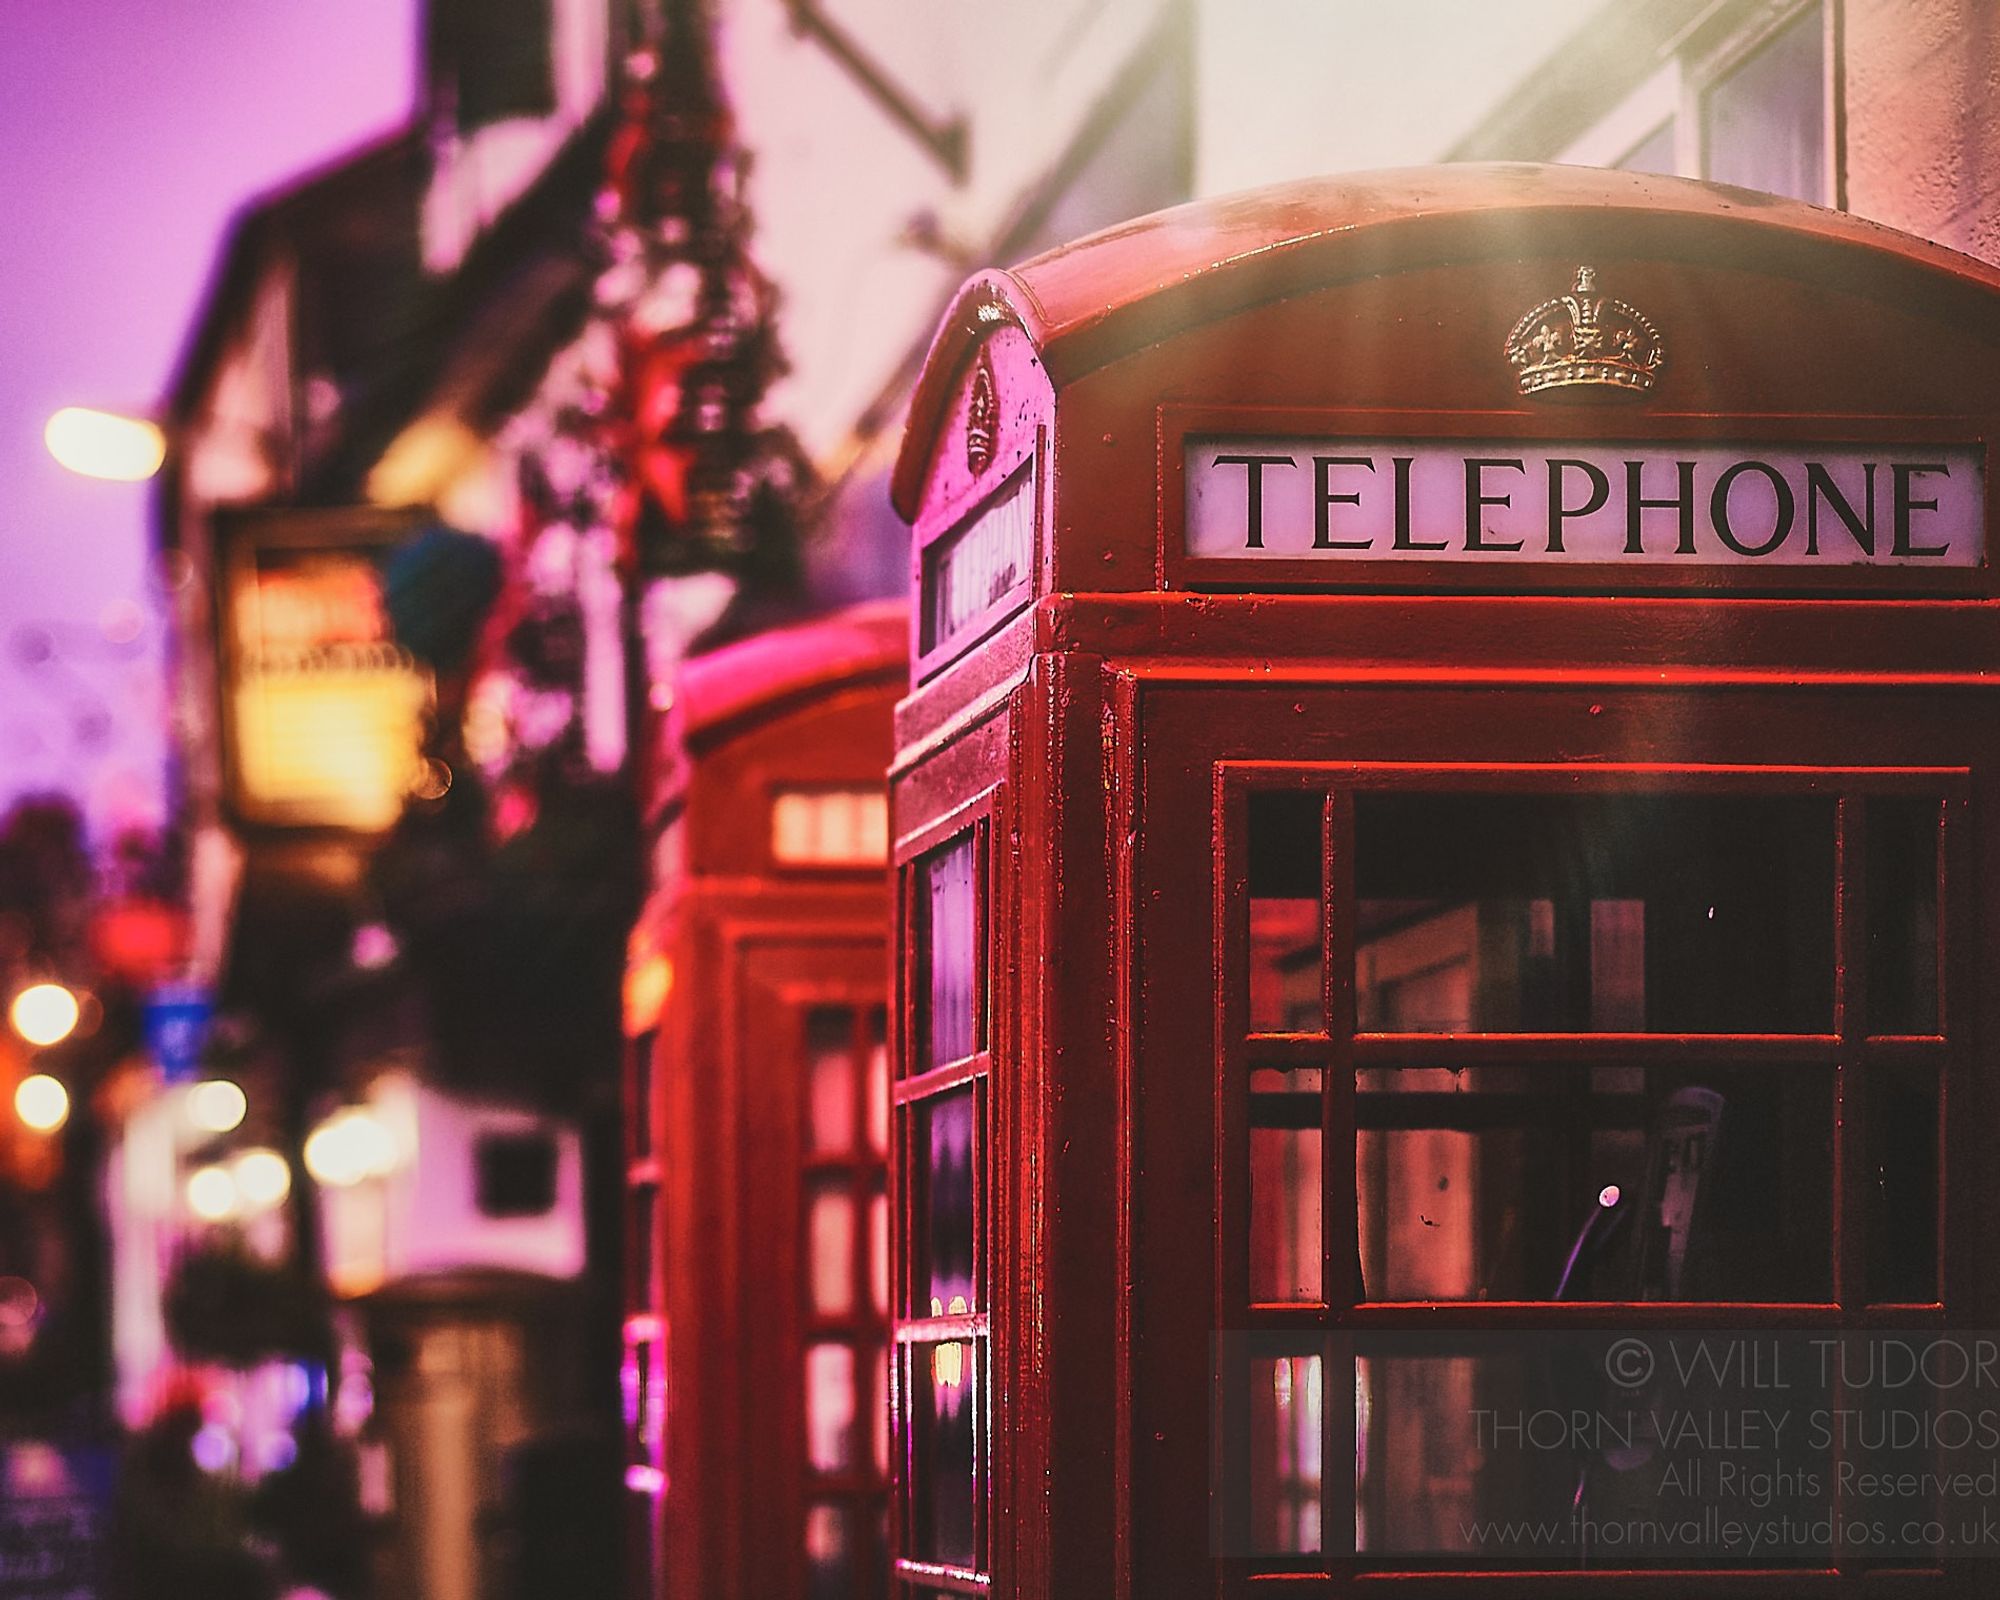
[1228,772,1956,1576]
[802,1000,893,1600]
[896,820,993,1584]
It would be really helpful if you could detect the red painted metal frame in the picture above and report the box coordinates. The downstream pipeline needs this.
[624,604,904,1600]
[889,169,2000,1600]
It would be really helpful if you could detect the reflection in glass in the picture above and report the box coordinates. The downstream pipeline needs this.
[866,1015,889,1153]
[1250,1123,1322,1304]
[925,837,978,1067]
[806,1342,858,1473]
[1249,1354,1323,1555]
[1249,791,1324,1032]
[912,1340,977,1568]
[1616,119,1676,176]
[1868,797,1940,1034]
[1355,1353,1481,1555]
[631,1030,654,1158]
[1357,1066,1831,1301]
[1355,794,1835,1032]
[809,1008,857,1155]
[870,1192,889,1315]
[874,1344,890,1475]
[809,1184,856,1316]
[924,1088,976,1314]
[630,1186,656,1310]
[1868,1072,1939,1303]
[806,1502,848,1600]
[1357,1341,1833,1558]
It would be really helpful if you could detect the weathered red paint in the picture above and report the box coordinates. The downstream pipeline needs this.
[889,166,2000,1600]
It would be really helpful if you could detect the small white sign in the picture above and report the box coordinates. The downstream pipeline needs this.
[1185,439,1984,568]
[923,463,1034,653]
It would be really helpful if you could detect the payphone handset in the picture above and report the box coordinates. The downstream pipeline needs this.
[1637,1086,1726,1300]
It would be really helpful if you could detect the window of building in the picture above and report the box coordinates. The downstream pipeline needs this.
[1701,2,1826,200]
[1554,1,1832,206]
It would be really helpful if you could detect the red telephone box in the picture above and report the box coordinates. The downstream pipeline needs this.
[623,602,903,1600]
[887,166,2000,1600]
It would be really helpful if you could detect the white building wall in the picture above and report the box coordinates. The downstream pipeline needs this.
[717,0,1606,468]
[716,0,1171,463]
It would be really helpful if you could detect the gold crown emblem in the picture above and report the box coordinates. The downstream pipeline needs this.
[1505,265,1664,400]
[965,354,997,474]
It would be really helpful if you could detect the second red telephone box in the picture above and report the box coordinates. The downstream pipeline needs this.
[623,602,903,1600]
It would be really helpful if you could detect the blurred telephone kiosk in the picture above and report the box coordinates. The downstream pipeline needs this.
[622,603,902,1600]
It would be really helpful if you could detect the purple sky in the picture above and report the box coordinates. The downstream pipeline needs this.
[0,0,418,838]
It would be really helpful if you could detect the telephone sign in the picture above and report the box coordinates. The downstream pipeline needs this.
[1187,437,1984,567]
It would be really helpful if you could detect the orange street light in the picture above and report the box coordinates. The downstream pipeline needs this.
[44,407,166,482]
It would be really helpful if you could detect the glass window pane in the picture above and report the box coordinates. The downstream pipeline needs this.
[1357,1065,1832,1302]
[1357,1338,1835,1559]
[630,1185,657,1310]
[1249,791,1324,1032]
[630,1030,655,1159]
[808,1009,857,1156]
[806,1342,859,1473]
[911,1339,978,1568]
[1355,794,1835,1033]
[1868,797,1941,1034]
[1703,2,1825,202]
[1250,1112,1322,1304]
[805,1502,849,1600]
[924,836,978,1068]
[874,1343,890,1475]
[623,1337,661,1447]
[923,1088,976,1315]
[809,1183,856,1317]
[1615,118,1676,176]
[1867,1071,1939,1303]
[866,1011,889,1153]
[870,1191,889,1316]
[1248,1354,1323,1555]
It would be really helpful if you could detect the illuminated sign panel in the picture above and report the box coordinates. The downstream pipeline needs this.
[220,514,430,831]
[921,462,1035,657]
[770,787,889,867]
[1186,439,1985,569]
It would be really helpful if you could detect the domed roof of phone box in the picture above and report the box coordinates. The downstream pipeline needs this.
[891,162,2000,521]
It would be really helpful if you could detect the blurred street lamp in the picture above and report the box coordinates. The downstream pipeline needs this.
[303,1108,396,1188]
[14,1075,69,1133]
[10,983,79,1048]
[231,1148,291,1209]
[187,1078,248,1135]
[186,1164,239,1222]
[44,407,166,482]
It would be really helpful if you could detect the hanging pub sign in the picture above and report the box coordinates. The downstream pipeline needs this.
[216,507,431,831]
[1185,436,1985,566]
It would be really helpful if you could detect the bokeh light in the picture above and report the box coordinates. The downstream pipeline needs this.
[232,1148,292,1209]
[14,1075,69,1133]
[188,1078,248,1134]
[303,1108,396,1188]
[10,983,79,1048]
[44,406,166,482]
[186,1165,240,1222]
